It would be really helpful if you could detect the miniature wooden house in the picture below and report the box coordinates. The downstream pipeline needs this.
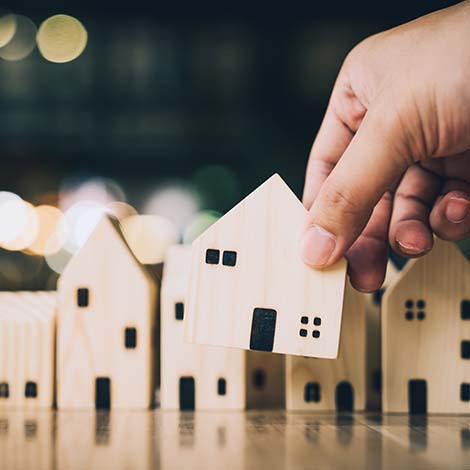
[0,292,56,410]
[161,245,284,410]
[286,282,366,412]
[57,216,158,409]
[184,174,347,359]
[382,238,470,413]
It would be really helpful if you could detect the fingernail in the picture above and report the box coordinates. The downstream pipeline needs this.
[300,225,336,267]
[396,239,427,255]
[445,196,469,224]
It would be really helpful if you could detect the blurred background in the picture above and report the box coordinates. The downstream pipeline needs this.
[0,0,468,290]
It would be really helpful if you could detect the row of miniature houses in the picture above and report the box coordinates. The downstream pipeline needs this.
[0,175,469,413]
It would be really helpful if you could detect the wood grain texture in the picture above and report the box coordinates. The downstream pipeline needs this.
[0,292,56,409]
[161,245,285,410]
[382,238,470,413]
[285,281,366,411]
[185,174,347,359]
[365,262,400,410]
[57,216,158,409]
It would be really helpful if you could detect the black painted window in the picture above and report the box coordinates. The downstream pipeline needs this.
[77,288,89,307]
[249,308,277,352]
[462,300,470,320]
[462,341,470,359]
[299,329,307,337]
[461,383,470,402]
[95,377,111,409]
[252,369,266,389]
[313,317,321,326]
[175,302,184,321]
[124,327,137,349]
[0,382,9,398]
[222,251,237,267]
[25,381,37,399]
[304,382,321,403]
[205,249,220,264]
[312,330,320,338]
[217,378,227,396]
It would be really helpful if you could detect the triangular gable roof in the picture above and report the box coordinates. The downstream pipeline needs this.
[193,173,304,244]
[60,215,154,284]
[383,237,470,301]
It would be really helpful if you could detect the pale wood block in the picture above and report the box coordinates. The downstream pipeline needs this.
[57,216,157,409]
[56,411,155,469]
[365,261,401,410]
[185,174,347,359]
[382,238,470,413]
[246,351,285,409]
[286,281,366,411]
[161,245,245,410]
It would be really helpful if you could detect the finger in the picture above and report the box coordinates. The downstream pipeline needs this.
[430,181,470,241]
[302,81,366,209]
[346,192,392,292]
[300,104,410,268]
[389,163,442,257]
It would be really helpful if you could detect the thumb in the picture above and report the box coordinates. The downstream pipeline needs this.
[300,106,411,267]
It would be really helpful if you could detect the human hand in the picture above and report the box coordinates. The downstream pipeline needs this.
[300,1,470,292]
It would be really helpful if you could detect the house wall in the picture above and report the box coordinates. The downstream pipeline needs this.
[161,245,245,410]
[57,218,157,409]
[383,240,470,413]
[285,282,366,411]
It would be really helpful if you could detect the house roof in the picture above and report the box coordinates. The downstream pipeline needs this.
[192,173,305,244]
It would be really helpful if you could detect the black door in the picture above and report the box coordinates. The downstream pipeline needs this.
[249,308,277,352]
[408,379,427,414]
[95,377,111,409]
[179,377,195,410]
[335,381,354,412]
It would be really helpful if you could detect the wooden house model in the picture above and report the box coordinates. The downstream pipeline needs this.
[57,216,158,409]
[0,292,56,410]
[382,238,470,413]
[161,245,284,410]
[184,174,347,359]
[286,282,366,411]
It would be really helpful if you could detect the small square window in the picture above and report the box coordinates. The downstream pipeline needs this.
[124,327,137,349]
[300,316,308,324]
[461,383,470,402]
[299,329,307,337]
[175,302,184,321]
[205,249,220,264]
[77,288,89,307]
[222,251,237,267]
[405,311,413,321]
[417,311,426,321]
[25,381,37,399]
[462,341,470,359]
[313,317,321,326]
[0,382,9,399]
[405,300,414,309]
[312,330,320,338]
[417,299,426,309]
[462,300,470,320]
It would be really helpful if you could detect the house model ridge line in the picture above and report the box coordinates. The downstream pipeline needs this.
[382,237,470,414]
[59,215,155,287]
[184,173,348,359]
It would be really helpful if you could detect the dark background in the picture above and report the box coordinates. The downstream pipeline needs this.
[0,0,465,288]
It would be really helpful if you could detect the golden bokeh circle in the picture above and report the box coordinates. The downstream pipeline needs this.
[37,14,87,63]
[0,13,16,48]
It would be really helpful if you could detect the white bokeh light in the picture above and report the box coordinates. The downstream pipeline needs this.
[0,192,30,245]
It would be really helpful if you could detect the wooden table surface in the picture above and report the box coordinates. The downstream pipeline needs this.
[0,410,469,469]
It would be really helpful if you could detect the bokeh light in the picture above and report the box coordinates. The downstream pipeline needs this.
[59,176,126,211]
[28,205,65,256]
[183,210,222,244]
[45,246,73,274]
[0,192,30,245]
[192,165,240,211]
[37,14,88,64]
[143,183,201,231]
[121,214,179,264]
[2,201,39,251]
[0,14,37,61]
[0,10,16,48]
